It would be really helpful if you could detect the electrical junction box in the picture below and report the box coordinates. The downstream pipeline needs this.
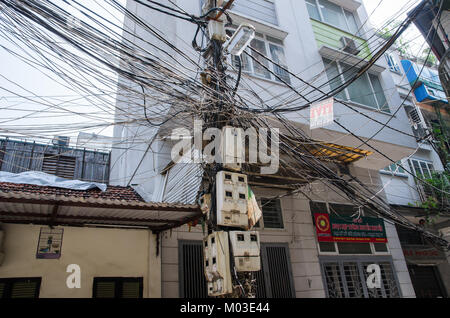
[216,171,248,228]
[221,126,243,171]
[208,20,227,42]
[203,231,233,297]
[229,231,261,272]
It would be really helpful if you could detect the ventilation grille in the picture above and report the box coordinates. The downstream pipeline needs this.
[42,154,76,179]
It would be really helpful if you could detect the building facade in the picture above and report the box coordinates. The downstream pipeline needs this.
[378,45,450,298]
[108,0,433,298]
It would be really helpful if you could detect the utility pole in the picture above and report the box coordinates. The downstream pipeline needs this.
[198,0,261,298]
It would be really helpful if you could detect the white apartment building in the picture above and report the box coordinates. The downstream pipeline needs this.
[110,0,427,298]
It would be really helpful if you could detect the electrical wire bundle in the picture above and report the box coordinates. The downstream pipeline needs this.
[0,0,448,250]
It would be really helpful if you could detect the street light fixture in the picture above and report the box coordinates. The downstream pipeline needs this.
[224,23,255,56]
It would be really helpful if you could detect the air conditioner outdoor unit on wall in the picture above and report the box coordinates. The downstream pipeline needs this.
[341,36,361,56]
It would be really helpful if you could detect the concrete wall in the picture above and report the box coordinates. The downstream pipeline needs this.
[0,224,161,298]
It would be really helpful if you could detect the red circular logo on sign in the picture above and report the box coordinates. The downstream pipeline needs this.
[316,214,330,232]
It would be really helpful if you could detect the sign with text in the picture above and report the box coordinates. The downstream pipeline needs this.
[314,213,387,243]
[310,98,334,129]
[402,245,447,265]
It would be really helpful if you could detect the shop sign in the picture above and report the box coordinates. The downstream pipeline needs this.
[403,245,447,264]
[314,213,387,243]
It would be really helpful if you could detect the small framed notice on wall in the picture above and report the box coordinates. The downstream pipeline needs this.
[36,227,63,259]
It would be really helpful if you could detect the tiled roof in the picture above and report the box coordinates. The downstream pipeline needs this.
[0,181,144,202]
[0,181,201,231]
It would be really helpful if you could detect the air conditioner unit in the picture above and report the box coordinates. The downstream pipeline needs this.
[341,36,361,56]
[407,107,428,140]
[52,136,70,147]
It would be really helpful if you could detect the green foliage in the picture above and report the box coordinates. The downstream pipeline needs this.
[413,171,450,225]
[422,47,438,66]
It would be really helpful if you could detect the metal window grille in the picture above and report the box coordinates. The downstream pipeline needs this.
[178,241,295,298]
[321,259,401,298]
[42,154,76,179]
[179,241,208,298]
[260,198,284,229]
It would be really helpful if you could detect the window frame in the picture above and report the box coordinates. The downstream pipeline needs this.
[323,58,390,112]
[228,27,290,84]
[319,256,402,298]
[229,0,280,27]
[92,277,143,298]
[408,158,434,180]
[256,197,285,230]
[0,277,42,299]
[380,161,408,177]
[310,201,390,256]
[385,53,401,73]
[306,0,360,35]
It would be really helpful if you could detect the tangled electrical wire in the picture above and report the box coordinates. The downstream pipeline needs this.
[0,0,448,250]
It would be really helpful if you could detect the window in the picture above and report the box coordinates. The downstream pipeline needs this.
[381,161,406,176]
[231,0,278,26]
[230,29,290,84]
[306,0,359,34]
[321,259,401,298]
[409,159,434,180]
[0,278,41,298]
[385,53,401,72]
[310,201,389,254]
[178,241,294,298]
[408,158,435,199]
[92,277,143,298]
[259,198,284,229]
[395,224,425,245]
[323,58,389,112]
[179,241,208,298]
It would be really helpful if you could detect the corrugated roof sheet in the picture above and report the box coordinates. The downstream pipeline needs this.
[0,181,201,230]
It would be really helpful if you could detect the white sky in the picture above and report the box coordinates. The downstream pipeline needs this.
[0,0,429,143]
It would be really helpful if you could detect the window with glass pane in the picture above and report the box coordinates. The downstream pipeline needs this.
[343,263,365,297]
[329,203,356,217]
[306,0,321,20]
[344,10,358,34]
[269,43,291,84]
[260,198,284,228]
[322,260,400,298]
[318,0,348,31]
[250,38,271,79]
[346,72,379,109]
[323,59,346,100]
[337,242,372,254]
[323,263,345,298]
[324,60,388,111]
[369,74,389,112]
[379,263,400,297]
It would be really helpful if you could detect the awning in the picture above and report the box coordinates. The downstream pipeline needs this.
[0,182,201,231]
